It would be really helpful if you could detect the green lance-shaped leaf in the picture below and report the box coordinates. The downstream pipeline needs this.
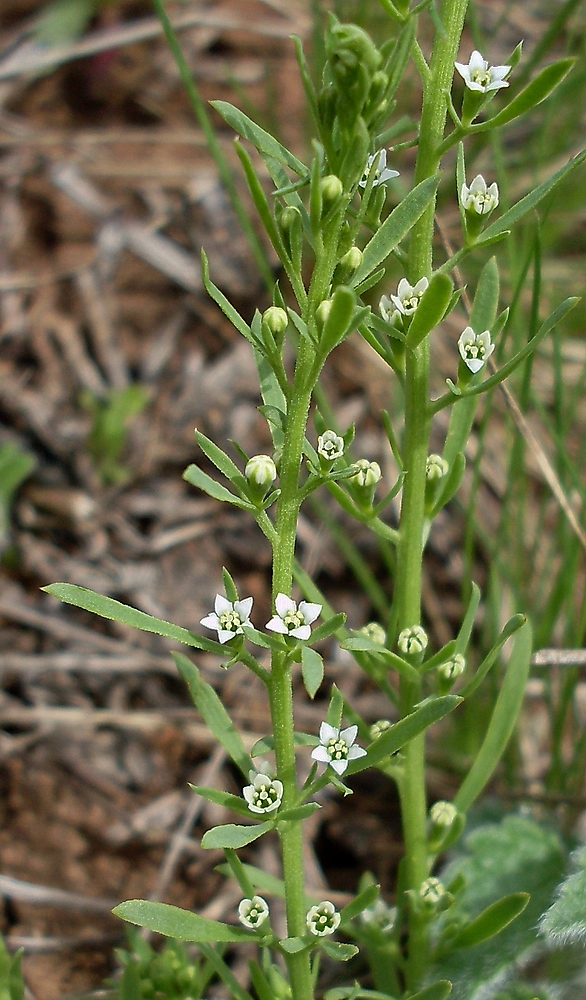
[454,620,532,813]
[183,463,255,510]
[42,584,225,655]
[319,286,359,357]
[195,430,243,485]
[113,899,256,943]
[201,822,273,849]
[441,893,529,953]
[340,882,380,924]
[540,863,586,947]
[405,983,453,1000]
[201,250,258,348]
[189,785,251,818]
[301,647,324,699]
[319,940,360,962]
[352,176,439,284]
[173,653,253,776]
[455,582,481,655]
[477,148,586,247]
[406,274,454,350]
[211,100,308,178]
[351,695,462,773]
[235,140,288,264]
[480,58,575,131]
[458,613,526,700]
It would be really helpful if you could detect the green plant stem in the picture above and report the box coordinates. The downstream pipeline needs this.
[396,1,469,990]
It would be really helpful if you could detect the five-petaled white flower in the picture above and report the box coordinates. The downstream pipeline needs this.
[238,895,270,929]
[358,149,400,189]
[200,594,253,644]
[311,722,367,775]
[242,771,283,814]
[381,277,429,325]
[306,900,341,937]
[458,326,495,373]
[455,50,511,93]
[266,593,322,641]
[398,625,428,656]
[317,430,345,463]
[461,175,499,215]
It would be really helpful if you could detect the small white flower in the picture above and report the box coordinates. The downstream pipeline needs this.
[266,593,321,641]
[458,326,495,373]
[455,50,511,93]
[430,800,458,828]
[392,277,429,316]
[317,430,345,463]
[311,722,367,776]
[351,459,382,488]
[200,594,253,644]
[238,895,270,929]
[242,772,283,814]
[306,900,341,937]
[439,653,466,681]
[398,625,428,656]
[358,149,400,189]
[461,175,499,215]
[426,454,449,481]
[361,899,397,933]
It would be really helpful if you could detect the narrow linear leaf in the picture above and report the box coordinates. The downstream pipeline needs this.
[406,274,454,349]
[201,821,273,850]
[201,250,257,346]
[484,58,575,130]
[406,983,453,1000]
[353,177,439,284]
[195,430,242,483]
[189,785,250,817]
[183,464,254,510]
[455,621,532,813]
[211,100,308,177]
[352,695,462,773]
[173,653,253,775]
[113,899,256,943]
[42,584,224,654]
[459,614,526,700]
[445,893,529,951]
[301,646,324,699]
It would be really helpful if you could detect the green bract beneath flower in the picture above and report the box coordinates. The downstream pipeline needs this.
[238,895,270,929]
[200,594,253,644]
[455,50,511,93]
[306,900,341,937]
[242,771,283,814]
[398,625,428,656]
[461,175,499,215]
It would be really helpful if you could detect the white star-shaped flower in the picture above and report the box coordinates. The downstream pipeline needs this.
[317,430,344,463]
[200,594,253,644]
[238,895,270,929]
[242,772,283,814]
[311,722,367,776]
[306,900,340,937]
[266,593,321,641]
[461,175,499,215]
[358,149,400,189]
[455,50,511,93]
[458,326,495,373]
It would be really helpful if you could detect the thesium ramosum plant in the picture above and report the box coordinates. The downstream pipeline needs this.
[44,2,586,998]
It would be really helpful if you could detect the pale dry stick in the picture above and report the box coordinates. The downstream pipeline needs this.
[0,653,175,675]
[437,217,586,552]
[5,933,121,954]
[0,590,137,653]
[76,268,128,390]
[532,648,586,666]
[147,745,227,909]
[0,874,117,913]
[0,4,307,83]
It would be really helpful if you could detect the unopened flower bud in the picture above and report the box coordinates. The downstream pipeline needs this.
[339,246,363,274]
[316,299,333,327]
[398,625,428,656]
[439,653,466,682]
[360,622,386,645]
[320,174,343,204]
[369,719,392,741]
[430,800,458,828]
[262,306,288,336]
[426,454,449,481]
[351,459,382,488]
[419,877,446,909]
[245,455,277,493]
[279,206,300,230]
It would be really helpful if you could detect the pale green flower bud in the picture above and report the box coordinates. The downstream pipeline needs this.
[262,306,288,336]
[320,174,343,204]
[426,454,449,481]
[369,718,392,741]
[430,800,458,828]
[245,455,277,492]
[398,625,428,656]
[360,622,386,645]
[360,898,396,933]
[339,246,363,274]
[317,430,344,463]
[419,877,446,909]
[351,459,381,488]
[316,299,333,328]
[439,653,466,681]
[279,206,300,230]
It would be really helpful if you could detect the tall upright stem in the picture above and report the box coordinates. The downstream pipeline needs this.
[396,0,469,989]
